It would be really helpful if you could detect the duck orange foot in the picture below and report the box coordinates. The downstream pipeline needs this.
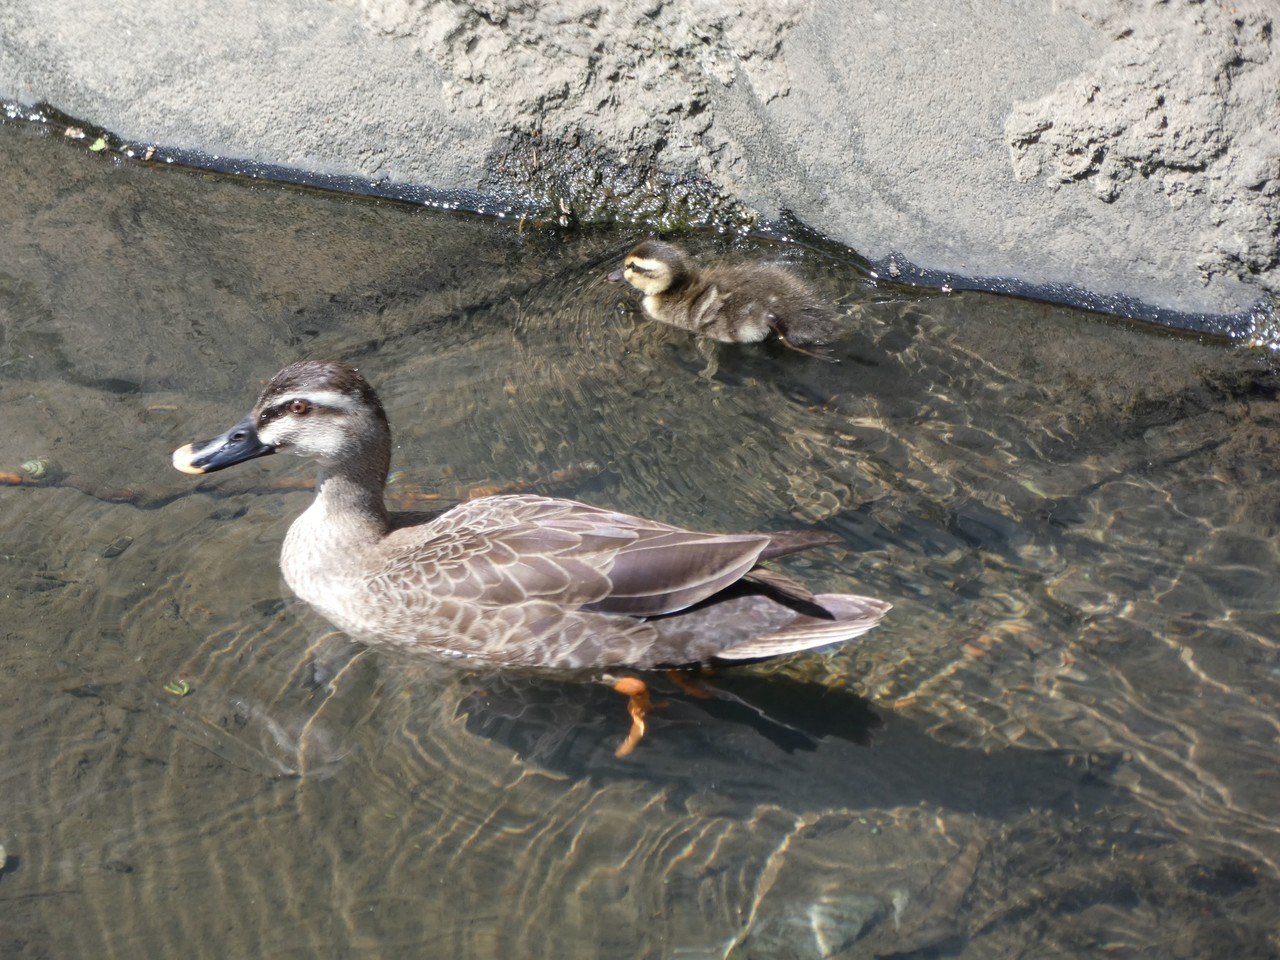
[610,677,668,757]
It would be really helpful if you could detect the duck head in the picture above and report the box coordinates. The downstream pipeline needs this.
[172,360,389,475]
[607,240,692,296]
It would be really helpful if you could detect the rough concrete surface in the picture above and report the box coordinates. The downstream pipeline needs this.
[0,0,1275,328]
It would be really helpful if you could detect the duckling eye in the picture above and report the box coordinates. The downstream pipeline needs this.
[288,399,310,415]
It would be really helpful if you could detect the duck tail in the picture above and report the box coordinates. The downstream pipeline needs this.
[790,303,843,346]
[757,529,841,560]
[713,594,891,661]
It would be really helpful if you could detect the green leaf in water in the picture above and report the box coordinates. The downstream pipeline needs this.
[163,679,192,697]
[89,137,107,152]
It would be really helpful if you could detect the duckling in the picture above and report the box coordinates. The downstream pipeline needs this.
[608,240,842,356]
[172,361,889,753]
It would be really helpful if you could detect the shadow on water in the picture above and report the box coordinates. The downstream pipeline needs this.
[459,671,1120,822]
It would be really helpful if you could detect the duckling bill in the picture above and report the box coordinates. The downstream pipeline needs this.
[172,361,889,754]
[608,240,842,354]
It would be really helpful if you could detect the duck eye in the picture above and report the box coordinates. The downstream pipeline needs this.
[288,399,310,415]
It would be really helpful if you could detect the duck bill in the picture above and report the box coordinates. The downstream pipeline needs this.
[606,269,625,282]
[172,416,275,475]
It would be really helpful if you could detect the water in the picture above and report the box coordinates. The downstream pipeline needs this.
[1,119,1278,958]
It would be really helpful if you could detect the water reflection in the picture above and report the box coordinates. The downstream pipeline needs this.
[1,117,1278,959]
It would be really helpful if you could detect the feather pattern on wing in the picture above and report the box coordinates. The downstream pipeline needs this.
[377,496,771,615]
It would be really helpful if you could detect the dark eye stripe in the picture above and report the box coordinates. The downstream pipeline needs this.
[258,401,338,425]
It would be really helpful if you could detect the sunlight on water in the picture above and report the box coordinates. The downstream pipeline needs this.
[1,118,1278,959]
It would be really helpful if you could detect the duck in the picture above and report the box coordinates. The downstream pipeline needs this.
[171,360,889,753]
[607,240,843,356]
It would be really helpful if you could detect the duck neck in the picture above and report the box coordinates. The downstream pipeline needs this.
[311,442,391,542]
[662,263,694,296]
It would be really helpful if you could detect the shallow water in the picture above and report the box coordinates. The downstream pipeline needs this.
[1,119,1279,959]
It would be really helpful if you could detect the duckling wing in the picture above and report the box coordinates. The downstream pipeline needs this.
[377,495,771,618]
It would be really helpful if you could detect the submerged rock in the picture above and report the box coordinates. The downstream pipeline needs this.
[738,892,884,959]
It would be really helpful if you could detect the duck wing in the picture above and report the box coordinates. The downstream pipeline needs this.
[377,495,772,617]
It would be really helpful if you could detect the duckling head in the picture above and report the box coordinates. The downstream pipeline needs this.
[173,361,389,475]
[607,240,691,296]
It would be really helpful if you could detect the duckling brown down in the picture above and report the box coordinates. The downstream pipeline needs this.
[609,240,842,349]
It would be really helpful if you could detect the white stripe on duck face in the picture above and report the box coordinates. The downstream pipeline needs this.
[271,390,363,414]
[626,257,667,274]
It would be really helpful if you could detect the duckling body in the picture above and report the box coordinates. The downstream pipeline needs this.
[609,240,842,347]
[172,361,889,671]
